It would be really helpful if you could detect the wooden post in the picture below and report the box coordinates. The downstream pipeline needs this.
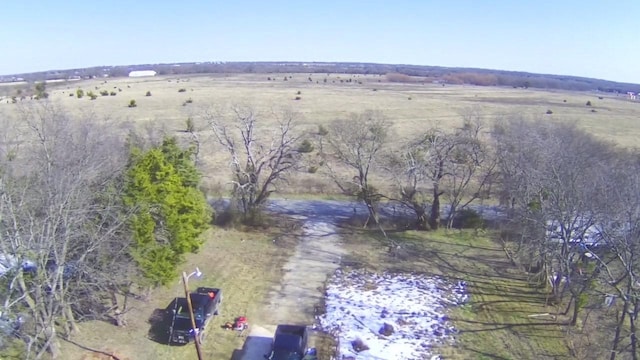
[183,272,203,360]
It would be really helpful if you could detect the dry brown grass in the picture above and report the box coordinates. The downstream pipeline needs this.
[1,73,638,197]
[2,73,639,146]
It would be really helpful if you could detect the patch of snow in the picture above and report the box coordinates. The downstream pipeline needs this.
[319,269,467,360]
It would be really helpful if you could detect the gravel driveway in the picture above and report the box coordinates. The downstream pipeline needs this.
[237,203,346,360]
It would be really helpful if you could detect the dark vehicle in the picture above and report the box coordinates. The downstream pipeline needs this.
[168,287,222,344]
[265,324,309,360]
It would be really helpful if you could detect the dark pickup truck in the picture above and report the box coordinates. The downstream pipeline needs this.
[265,324,309,360]
[168,287,222,344]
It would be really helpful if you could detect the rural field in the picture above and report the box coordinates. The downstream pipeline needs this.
[3,73,638,146]
[2,73,639,196]
[1,73,640,360]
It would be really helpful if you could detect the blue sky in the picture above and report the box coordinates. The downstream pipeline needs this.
[1,1,638,83]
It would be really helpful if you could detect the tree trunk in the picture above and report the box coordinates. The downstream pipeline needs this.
[570,295,579,326]
[415,205,427,230]
[111,290,129,327]
[610,301,629,360]
[429,185,441,230]
[64,305,79,334]
[36,324,61,359]
[364,202,376,228]
[362,188,378,229]
[631,301,638,360]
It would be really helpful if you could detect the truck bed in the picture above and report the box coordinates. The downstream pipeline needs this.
[167,286,223,344]
[269,324,309,360]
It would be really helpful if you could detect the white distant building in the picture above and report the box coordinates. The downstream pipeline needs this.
[128,70,157,77]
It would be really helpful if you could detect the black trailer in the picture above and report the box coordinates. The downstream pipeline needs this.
[265,324,309,360]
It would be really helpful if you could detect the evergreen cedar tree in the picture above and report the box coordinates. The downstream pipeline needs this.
[124,137,212,286]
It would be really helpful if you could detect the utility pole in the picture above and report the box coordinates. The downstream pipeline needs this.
[183,270,204,360]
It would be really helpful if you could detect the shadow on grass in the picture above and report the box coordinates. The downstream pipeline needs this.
[455,318,561,333]
[342,227,570,359]
[230,335,272,360]
[147,299,177,345]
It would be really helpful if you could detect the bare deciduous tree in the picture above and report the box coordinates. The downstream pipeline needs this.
[0,103,134,359]
[442,113,496,228]
[207,106,303,217]
[383,142,431,229]
[492,117,611,324]
[590,151,640,359]
[384,114,494,230]
[323,110,390,228]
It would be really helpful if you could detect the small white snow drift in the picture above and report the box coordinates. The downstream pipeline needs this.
[319,269,467,360]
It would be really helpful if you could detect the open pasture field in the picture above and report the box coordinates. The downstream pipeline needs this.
[1,73,639,195]
[1,73,639,147]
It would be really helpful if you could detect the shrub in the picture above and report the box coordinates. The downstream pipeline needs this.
[308,166,318,174]
[76,89,84,98]
[452,208,485,229]
[100,90,109,96]
[598,96,603,100]
[586,100,592,106]
[296,90,301,95]
[546,109,553,114]
[128,99,137,108]
[407,97,412,100]
[34,82,48,99]
[182,98,193,106]
[110,91,117,96]
[297,139,314,153]
[146,91,152,97]
[563,99,567,102]
[318,125,329,136]
[283,77,288,81]
[186,117,195,132]
[178,88,187,93]
[68,93,74,97]
[591,109,597,113]
[294,96,302,100]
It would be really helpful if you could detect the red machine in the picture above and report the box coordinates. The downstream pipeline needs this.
[234,316,248,332]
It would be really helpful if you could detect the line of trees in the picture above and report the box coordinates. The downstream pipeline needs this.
[493,118,640,358]
[9,62,640,93]
[0,104,210,358]
[206,106,640,358]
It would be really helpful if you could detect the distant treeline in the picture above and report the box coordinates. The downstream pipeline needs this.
[3,61,640,93]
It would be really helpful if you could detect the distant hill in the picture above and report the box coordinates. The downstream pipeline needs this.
[2,61,639,93]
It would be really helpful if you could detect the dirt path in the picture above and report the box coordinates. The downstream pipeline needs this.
[238,219,345,360]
